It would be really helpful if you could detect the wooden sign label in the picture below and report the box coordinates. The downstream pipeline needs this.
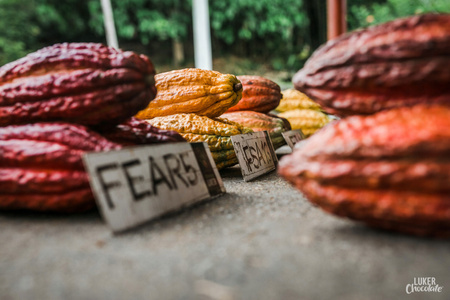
[282,129,305,149]
[82,142,225,232]
[230,131,278,181]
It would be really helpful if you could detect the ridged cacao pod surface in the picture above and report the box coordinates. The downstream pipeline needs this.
[135,68,243,119]
[267,113,291,132]
[145,113,253,169]
[0,119,187,212]
[0,123,121,212]
[278,109,330,137]
[99,117,186,146]
[225,75,281,113]
[293,14,450,116]
[221,111,287,150]
[0,43,156,126]
[278,105,450,237]
[276,89,322,112]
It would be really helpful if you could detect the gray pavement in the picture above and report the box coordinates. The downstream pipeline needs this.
[1,164,449,300]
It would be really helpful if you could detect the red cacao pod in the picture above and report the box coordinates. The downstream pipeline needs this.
[0,43,156,126]
[278,105,450,237]
[221,111,287,149]
[226,75,281,113]
[0,123,121,212]
[0,120,184,212]
[293,14,450,116]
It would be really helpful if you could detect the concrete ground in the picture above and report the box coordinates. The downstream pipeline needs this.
[1,160,449,300]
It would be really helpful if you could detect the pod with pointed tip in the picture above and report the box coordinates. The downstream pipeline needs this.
[293,14,450,116]
[278,105,450,237]
[0,43,156,126]
[136,68,243,119]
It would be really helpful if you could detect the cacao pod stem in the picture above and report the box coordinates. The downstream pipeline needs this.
[233,83,242,92]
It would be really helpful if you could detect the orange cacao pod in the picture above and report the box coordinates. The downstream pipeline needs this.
[278,105,450,237]
[135,68,242,119]
[293,14,450,116]
[0,43,156,126]
[225,75,281,113]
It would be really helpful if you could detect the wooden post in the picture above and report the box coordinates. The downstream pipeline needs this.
[327,0,347,40]
[100,0,119,48]
[192,0,213,70]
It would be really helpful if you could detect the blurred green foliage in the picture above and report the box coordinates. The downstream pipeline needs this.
[0,0,448,71]
[88,0,191,43]
[209,0,308,71]
[349,0,450,29]
[0,0,38,65]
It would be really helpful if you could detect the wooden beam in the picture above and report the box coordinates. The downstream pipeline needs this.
[327,0,347,40]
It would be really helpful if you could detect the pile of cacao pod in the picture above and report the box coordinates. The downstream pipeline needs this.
[279,13,450,237]
[221,111,290,150]
[218,75,291,149]
[275,89,331,137]
[134,68,250,169]
[0,43,185,212]
[136,71,298,166]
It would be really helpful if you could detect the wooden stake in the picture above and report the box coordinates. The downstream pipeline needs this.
[327,0,347,40]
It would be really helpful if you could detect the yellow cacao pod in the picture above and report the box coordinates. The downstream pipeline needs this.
[278,109,330,137]
[136,68,243,119]
[145,113,253,169]
[276,89,322,112]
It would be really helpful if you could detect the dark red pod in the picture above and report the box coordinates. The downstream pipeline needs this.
[278,105,450,237]
[0,120,188,212]
[0,122,121,212]
[99,117,186,146]
[293,14,450,116]
[0,43,156,126]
